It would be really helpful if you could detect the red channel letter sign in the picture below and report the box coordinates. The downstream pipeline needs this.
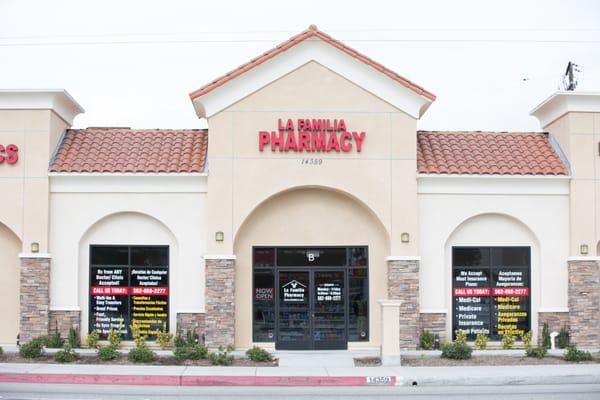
[0,144,18,165]
[258,118,366,153]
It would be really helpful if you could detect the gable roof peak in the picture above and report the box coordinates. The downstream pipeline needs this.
[189,26,435,119]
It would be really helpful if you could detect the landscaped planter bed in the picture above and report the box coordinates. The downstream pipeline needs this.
[354,354,600,367]
[0,352,278,367]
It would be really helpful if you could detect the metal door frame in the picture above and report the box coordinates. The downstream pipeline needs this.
[275,267,348,350]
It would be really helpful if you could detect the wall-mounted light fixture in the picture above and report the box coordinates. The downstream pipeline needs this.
[30,242,39,253]
[400,232,410,243]
[580,244,589,255]
[215,231,224,242]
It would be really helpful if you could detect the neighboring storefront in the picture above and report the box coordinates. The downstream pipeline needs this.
[0,26,599,353]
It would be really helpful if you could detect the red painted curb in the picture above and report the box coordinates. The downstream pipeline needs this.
[0,373,396,387]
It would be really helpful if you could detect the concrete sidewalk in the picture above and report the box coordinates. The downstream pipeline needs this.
[1,362,600,387]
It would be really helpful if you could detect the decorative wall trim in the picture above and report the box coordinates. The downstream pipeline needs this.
[203,254,237,260]
[0,89,84,125]
[567,256,600,261]
[386,256,421,261]
[50,174,208,193]
[19,253,51,259]
[530,91,600,128]
[420,309,448,314]
[538,307,569,313]
[49,306,81,311]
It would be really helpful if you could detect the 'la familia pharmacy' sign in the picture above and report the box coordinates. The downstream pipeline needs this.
[258,118,366,153]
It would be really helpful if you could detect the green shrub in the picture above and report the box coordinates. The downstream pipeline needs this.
[127,324,156,363]
[130,324,146,348]
[501,334,515,349]
[246,346,273,362]
[128,346,156,363]
[441,341,472,360]
[526,346,548,358]
[98,346,120,361]
[454,330,467,345]
[107,321,124,349]
[86,331,100,349]
[156,323,173,349]
[564,346,592,362]
[474,330,488,350]
[19,337,45,358]
[68,327,80,348]
[208,345,234,366]
[0,346,4,357]
[557,326,569,349]
[54,344,78,363]
[174,344,208,361]
[521,330,533,351]
[419,329,434,350]
[46,329,64,348]
[542,322,551,349]
[174,331,186,348]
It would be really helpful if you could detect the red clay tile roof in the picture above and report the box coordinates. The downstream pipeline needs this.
[50,128,208,173]
[189,25,435,101]
[417,131,568,175]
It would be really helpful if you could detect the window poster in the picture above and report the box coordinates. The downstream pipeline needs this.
[89,246,169,339]
[452,247,530,341]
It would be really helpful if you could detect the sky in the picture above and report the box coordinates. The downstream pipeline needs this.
[0,0,599,131]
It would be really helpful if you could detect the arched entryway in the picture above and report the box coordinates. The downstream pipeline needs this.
[234,186,389,349]
[0,222,21,344]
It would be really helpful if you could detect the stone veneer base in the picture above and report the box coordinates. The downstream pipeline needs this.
[568,260,600,347]
[537,312,569,346]
[420,313,447,342]
[387,259,420,349]
[49,310,81,339]
[205,258,235,349]
[20,257,51,343]
[176,313,205,337]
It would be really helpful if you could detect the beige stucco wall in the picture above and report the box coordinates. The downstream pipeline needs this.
[0,109,68,253]
[205,61,420,348]
[546,112,600,255]
[0,222,21,344]
[206,61,418,256]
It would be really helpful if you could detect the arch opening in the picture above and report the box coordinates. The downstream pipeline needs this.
[0,222,22,344]
[233,186,389,349]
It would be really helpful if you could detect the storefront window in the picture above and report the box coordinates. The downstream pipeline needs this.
[452,247,530,341]
[253,269,275,342]
[348,268,368,341]
[89,245,169,340]
[252,246,369,344]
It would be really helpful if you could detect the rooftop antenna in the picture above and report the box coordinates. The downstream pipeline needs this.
[562,61,582,91]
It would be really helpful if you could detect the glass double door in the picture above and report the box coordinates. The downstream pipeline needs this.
[276,269,347,350]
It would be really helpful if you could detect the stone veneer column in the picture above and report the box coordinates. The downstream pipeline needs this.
[387,257,420,349]
[204,256,235,349]
[19,255,51,343]
[568,259,600,347]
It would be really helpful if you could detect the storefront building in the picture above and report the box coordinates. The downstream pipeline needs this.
[1,26,599,355]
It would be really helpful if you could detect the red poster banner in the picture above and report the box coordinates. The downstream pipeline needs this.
[90,286,129,295]
[453,287,491,297]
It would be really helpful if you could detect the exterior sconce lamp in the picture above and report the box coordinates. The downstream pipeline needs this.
[215,231,224,242]
[30,242,39,253]
[400,232,410,243]
[580,244,589,255]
